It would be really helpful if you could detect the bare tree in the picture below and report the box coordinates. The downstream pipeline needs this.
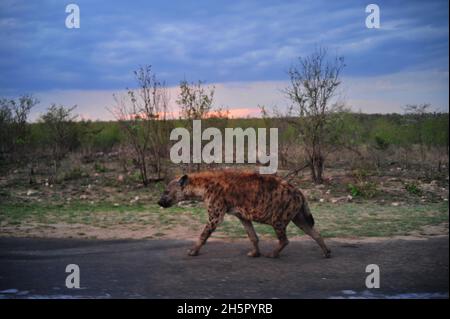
[0,95,38,159]
[284,47,346,183]
[176,80,215,172]
[0,95,39,183]
[177,80,215,120]
[111,65,170,185]
[403,103,432,116]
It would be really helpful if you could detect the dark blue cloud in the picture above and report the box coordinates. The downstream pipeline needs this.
[0,0,448,94]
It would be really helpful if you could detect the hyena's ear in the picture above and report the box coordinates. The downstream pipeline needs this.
[178,174,189,187]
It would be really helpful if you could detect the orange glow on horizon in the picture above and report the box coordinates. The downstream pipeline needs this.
[110,107,261,121]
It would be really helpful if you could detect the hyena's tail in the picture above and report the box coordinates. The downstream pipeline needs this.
[300,198,315,227]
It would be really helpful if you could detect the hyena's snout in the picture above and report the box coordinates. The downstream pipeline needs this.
[157,196,172,208]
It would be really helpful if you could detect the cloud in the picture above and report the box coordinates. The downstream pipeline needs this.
[28,67,449,122]
[0,0,448,108]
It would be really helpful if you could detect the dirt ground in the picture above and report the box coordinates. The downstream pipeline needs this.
[0,220,448,242]
[0,236,448,299]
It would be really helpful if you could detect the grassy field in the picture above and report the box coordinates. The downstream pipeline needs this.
[0,153,448,240]
[0,200,447,240]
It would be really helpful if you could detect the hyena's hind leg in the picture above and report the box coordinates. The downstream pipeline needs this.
[292,213,331,258]
[266,222,289,258]
[238,217,260,257]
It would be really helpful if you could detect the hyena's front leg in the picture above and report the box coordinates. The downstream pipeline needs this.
[188,206,225,256]
[266,223,289,258]
[238,218,260,257]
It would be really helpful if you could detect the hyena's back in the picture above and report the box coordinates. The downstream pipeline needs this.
[201,171,311,226]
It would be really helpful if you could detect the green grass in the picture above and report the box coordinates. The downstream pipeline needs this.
[308,202,449,237]
[209,201,449,238]
[0,200,448,238]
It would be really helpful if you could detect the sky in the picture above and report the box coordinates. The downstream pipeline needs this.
[0,0,448,120]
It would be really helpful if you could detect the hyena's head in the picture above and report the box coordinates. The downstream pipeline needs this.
[158,175,189,208]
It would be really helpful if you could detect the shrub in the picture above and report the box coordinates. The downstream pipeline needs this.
[62,167,88,181]
[94,162,107,173]
[374,135,390,151]
[347,169,379,199]
[348,183,361,197]
[404,181,422,196]
[347,182,378,199]
[93,124,121,152]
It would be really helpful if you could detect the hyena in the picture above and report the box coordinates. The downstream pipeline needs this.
[158,170,331,258]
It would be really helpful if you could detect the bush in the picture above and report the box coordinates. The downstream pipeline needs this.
[348,183,361,197]
[94,162,107,173]
[374,135,390,151]
[62,167,89,181]
[404,181,422,196]
[347,182,378,199]
[347,169,379,199]
[92,124,121,152]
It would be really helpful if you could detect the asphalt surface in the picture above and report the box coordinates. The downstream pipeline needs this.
[0,236,448,299]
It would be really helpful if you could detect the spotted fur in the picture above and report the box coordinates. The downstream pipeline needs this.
[158,170,331,258]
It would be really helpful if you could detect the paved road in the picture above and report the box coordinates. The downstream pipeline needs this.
[0,236,448,299]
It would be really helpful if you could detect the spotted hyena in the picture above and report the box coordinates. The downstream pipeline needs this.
[158,170,331,258]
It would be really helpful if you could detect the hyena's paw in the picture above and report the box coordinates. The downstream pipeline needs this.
[264,251,280,258]
[247,250,261,257]
[324,249,331,258]
[187,248,199,256]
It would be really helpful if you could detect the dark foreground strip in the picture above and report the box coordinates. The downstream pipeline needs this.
[0,299,448,318]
